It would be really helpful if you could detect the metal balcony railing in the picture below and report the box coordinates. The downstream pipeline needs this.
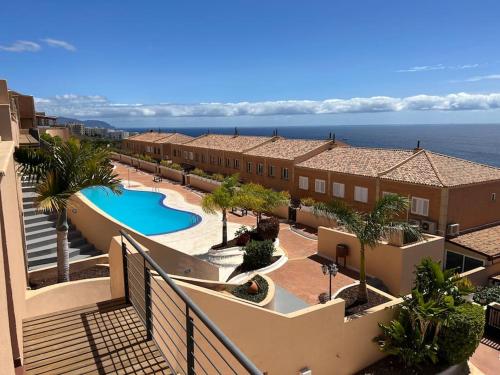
[120,230,262,375]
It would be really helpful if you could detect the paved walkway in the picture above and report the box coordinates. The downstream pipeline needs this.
[470,334,500,375]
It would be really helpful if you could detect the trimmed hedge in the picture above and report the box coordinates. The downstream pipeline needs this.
[231,275,269,303]
[242,240,276,271]
[438,303,485,365]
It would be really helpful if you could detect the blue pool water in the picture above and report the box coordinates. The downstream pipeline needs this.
[81,186,201,235]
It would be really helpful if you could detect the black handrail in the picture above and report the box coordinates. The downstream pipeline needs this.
[120,229,262,375]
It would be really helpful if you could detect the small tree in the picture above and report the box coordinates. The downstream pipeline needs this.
[201,175,239,246]
[15,139,121,282]
[314,194,422,303]
[237,183,289,225]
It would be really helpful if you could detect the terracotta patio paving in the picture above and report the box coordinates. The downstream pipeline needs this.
[470,334,500,375]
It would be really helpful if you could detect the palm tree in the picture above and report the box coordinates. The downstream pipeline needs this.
[237,183,289,226]
[15,139,121,283]
[201,175,239,246]
[314,194,422,303]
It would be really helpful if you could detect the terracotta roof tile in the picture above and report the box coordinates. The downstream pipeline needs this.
[153,133,194,145]
[125,132,170,142]
[297,147,414,177]
[449,225,500,258]
[245,138,333,160]
[185,134,272,152]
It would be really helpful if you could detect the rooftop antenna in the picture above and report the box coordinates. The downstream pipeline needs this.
[329,132,332,139]
[234,127,239,136]
[275,128,278,137]
[332,133,336,142]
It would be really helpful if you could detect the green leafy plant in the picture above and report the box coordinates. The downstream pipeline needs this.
[314,195,423,303]
[191,168,207,177]
[212,173,225,182]
[473,285,500,305]
[437,303,485,365]
[242,240,276,271]
[300,197,316,207]
[235,225,252,246]
[236,183,289,225]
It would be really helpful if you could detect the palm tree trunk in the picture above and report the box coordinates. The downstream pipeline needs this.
[56,208,70,283]
[222,209,227,246]
[357,243,368,303]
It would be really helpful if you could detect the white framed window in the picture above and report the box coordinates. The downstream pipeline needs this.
[492,193,497,202]
[268,165,276,177]
[411,197,429,216]
[354,186,368,203]
[281,168,289,180]
[332,182,345,198]
[233,159,240,169]
[257,163,264,175]
[225,158,231,167]
[183,151,188,160]
[299,176,309,190]
[246,162,252,173]
[315,179,326,194]
[218,157,222,165]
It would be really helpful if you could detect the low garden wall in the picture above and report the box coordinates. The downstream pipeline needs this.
[317,227,444,296]
[187,174,221,192]
[272,204,289,220]
[25,278,111,318]
[69,194,220,280]
[296,206,337,229]
[461,262,500,286]
[159,165,183,182]
[110,152,158,173]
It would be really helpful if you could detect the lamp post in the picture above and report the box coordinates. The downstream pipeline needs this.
[321,262,338,300]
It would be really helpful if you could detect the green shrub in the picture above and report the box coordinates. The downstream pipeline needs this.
[191,168,206,177]
[212,173,225,182]
[255,217,280,241]
[163,162,182,171]
[438,303,485,365]
[231,275,269,303]
[242,240,275,271]
[160,160,170,167]
[301,197,316,207]
[473,285,500,305]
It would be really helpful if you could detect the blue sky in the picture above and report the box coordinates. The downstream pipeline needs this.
[2,0,500,128]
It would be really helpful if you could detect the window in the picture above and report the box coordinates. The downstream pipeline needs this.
[183,151,188,160]
[445,250,484,273]
[189,152,194,160]
[354,186,368,203]
[257,163,264,175]
[332,182,345,198]
[194,153,199,162]
[382,191,396,197]
[299,176,309,190]
[315,179,326,194]
[233,159,240,169]
[246,162,252,173]
[201,154,205,163]
[225,158,230,167]
[281,168,289,180]
[268,165,276,177]
[218,157,222,166]
[411,197,429,216]
[492,193,497,202]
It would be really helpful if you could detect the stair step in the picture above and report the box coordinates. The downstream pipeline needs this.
[24,220,56,232]
[28,247,101,269]
[25,213,56,225]
[26,230,83,250]
[27,242,94,259]
[22,186,36,193]
[25,227,81,242]
[23,207,45,217]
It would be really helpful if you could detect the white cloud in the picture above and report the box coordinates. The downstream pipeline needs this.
[398,63,481,73]
[42,38,76,51]
[34,92,500,119]
[463,74,500,82]
[0,40,41,52]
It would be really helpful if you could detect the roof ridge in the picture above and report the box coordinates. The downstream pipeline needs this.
[377,149,426,176]
[426,149,500,171]
[422,150,447,187]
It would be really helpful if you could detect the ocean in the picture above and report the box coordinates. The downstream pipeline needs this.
[124,124,500,167]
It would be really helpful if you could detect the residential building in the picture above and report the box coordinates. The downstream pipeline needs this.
[170,133,275,174]
[122,131,193,160]
[67,122,85,135]
[8,90,36,129]
[295,147,500,236]
[84,127,108,138]
[241,137,340,192]
[35,111,57,127]
[107,129,130,140]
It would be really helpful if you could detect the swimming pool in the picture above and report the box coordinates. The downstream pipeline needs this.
[81,186,201,236]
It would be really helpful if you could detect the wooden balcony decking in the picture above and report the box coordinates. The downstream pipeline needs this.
[22,299,171,374]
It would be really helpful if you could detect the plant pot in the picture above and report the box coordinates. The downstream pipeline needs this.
[246,280,260,295]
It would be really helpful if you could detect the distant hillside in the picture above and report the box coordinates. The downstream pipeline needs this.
[56,117,114,129]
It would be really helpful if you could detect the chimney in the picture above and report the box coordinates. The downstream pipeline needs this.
[234,127,239,136]
[414,140,422,153]
[275,128,278,137]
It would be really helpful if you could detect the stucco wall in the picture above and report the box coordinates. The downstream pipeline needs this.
[24,278,111,318]
[296,207,337,229]
[317,227,444,295]
[187,174,221,192]
[461,262,500,286]
[159,166,183,182]
[0,146,27,366]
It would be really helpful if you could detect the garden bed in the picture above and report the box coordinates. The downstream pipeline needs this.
[231,275,269,303]
[356,356,456,375]
[336,285,390,316]
[227,255,281,280]
[29,265,110,289]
